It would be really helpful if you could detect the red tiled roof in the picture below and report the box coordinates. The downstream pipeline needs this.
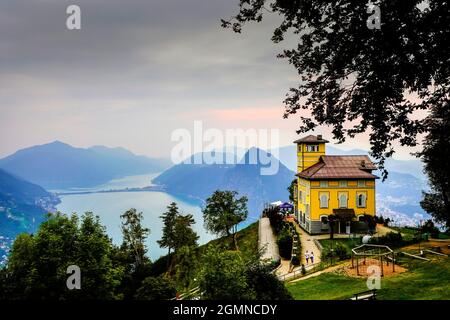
[297,155,378,179]
[293,134,329,144]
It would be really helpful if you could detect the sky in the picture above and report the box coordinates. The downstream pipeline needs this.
[0,0,421,160]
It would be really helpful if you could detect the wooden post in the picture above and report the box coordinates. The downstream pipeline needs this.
[356,255,359,275]
[381,255,384,277]
[392,252,395,273]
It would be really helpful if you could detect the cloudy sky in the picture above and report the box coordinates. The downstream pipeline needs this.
[0,0,419,160]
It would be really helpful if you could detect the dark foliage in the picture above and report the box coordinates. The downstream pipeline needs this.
[222,1,449,179]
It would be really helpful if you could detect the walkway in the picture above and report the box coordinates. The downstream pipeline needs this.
[258,217,280,262]
[294,223,321,265]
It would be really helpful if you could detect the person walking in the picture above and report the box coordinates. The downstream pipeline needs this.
[305,250,310,264]
[310,251,315,264]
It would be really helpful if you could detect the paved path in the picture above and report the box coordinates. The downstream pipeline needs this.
[294,223,321,265]
[259,217,279,262]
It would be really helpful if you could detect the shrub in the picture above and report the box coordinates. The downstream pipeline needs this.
[334,243,350,260]
[291,256,300,266]
[321,242,350,261]
[134,276,176,300]
[371,232,403,247]
[277,230,293,260]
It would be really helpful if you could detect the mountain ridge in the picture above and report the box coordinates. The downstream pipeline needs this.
[0,141,172,190]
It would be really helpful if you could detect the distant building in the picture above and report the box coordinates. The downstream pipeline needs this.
[294,135,378,234]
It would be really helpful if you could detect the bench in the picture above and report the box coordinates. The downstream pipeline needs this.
[349,289,377,300]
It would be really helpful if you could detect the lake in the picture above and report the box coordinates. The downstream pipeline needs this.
[56,174,214,260]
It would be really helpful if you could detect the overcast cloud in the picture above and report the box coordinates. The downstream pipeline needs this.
[0,0,418,159]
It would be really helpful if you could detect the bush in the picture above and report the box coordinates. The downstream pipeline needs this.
[321,242,350,261]
[277,230,293,260]
[291,256,300,266]
[334,243,350,260]
[371,232,403,247]
[134,276,177,300]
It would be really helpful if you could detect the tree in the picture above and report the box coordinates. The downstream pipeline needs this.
[119,208,151,299]
[158,202,199,273]
[288,179,296,202]
[420,219,440,238]
[363,214,377,233]
[4,212,122,300]
[120,208,150,269]
[173,245,199,290]
[222,1,449,179]
[202,190,248,249]
[134,276,176,300]
[323,214,337,240]
[277,229,293,260]
[418,101,450,230]
[197,247,253,300]
[197,246,291,300]
[157,202,179,265]
[74,212,123,300]
[172,214,199,251]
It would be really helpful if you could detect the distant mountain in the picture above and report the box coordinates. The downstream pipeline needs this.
[275,144,425,180]
[274,144,429,224]
[153,148,295,220]
[0,141,172,189]
[0,169,59,262]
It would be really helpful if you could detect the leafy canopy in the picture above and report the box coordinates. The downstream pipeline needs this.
[202,190,248,237]
[222,1,449,178]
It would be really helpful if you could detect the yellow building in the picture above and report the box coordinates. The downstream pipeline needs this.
[293,135,378,234]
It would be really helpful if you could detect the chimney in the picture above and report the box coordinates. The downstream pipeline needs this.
[360,160,366,168]
[317,134,322,140]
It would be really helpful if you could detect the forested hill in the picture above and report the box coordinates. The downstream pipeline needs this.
[0,168,58,241]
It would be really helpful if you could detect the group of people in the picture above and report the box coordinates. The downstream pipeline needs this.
[305,250,315,264]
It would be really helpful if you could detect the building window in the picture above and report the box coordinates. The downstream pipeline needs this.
[357,193,367,208]
[357,180,365,187]
[298,190,302,204]
[306,145,319,152]
[339,180,347,187]
[320,180,328,187]
[319,192,329,208]
[338,193,348,208]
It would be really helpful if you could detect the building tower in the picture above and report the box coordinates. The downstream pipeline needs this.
[294,134,329,173]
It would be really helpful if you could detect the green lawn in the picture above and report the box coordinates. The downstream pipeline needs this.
[287,273,368,300]
[286,259,450,300]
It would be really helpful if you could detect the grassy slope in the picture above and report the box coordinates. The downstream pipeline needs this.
[287,259,450,300]
[199,222,259,258]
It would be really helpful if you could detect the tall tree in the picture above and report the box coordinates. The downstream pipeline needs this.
[157,202,179,261]
[173,214,199,250]
[288,179,296,202]
[202,190,248,249]
[120,208,150,269]
[417,101,450,230]
[222,1,449,178]
[158,202,199,273]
